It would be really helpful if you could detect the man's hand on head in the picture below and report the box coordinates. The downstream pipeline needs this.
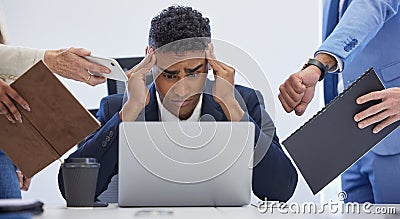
[119,48,156,121]
[205,44,244,121]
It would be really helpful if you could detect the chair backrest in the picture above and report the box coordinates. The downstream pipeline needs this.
[107,57,148,95]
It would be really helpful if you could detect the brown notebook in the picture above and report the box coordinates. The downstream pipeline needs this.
[0,61,100,178]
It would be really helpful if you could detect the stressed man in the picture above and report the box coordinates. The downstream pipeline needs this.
[58,5,297,202]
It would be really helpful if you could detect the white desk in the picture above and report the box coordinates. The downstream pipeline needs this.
[31,204,399,219]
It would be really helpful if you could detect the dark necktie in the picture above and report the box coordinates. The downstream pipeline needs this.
[322,0,348,105]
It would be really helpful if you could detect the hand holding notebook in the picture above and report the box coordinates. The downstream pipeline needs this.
[0,61,100,178]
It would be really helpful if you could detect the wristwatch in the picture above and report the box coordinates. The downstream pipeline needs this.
[302,58,329,81]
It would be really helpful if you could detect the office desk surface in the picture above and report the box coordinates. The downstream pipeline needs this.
[32,204,399,219]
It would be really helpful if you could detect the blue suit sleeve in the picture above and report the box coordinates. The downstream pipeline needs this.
[58,96,122,199]
[317,0,400,66]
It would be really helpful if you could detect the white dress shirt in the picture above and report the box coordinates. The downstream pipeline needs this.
[156,91,203,121]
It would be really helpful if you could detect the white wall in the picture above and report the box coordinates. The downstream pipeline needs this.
[0,0,331,205]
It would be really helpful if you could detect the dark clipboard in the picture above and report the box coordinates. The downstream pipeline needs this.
[282,68,400,194]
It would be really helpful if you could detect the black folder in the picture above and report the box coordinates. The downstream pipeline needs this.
[282,68,400,194]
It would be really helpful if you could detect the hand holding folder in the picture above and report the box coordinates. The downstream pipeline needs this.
[283,68,400,194]
[0,61,100,178]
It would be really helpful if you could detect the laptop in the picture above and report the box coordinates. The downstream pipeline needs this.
[118,121,254,207]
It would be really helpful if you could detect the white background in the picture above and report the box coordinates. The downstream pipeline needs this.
[0,0,339,205]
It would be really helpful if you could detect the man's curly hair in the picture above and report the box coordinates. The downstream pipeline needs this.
[149,5,211,53]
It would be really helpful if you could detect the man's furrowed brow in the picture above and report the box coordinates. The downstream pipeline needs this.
[157,66,179,74]
[185,64,203,73]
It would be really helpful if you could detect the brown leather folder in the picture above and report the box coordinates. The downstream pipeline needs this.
[0,61,100,178]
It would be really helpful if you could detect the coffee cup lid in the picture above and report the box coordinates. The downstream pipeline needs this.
[64,157,98,164]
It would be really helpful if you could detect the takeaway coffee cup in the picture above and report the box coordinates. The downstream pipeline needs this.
[61,158,100,207]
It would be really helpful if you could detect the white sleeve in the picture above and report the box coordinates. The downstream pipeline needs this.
[0,44,45,79]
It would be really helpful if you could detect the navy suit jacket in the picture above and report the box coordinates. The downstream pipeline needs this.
[58,82,298,202]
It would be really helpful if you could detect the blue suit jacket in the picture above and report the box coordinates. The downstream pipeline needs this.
[318,0,400,155]
[58,82,298,202]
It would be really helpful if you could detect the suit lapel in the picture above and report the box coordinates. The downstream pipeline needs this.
[136,83,159,121]
[200,93,225,121]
